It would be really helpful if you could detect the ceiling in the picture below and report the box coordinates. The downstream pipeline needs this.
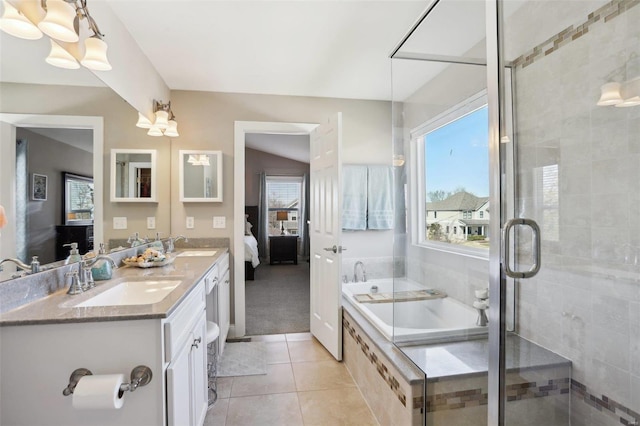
[246,133,310,163]
[26,128,94,152]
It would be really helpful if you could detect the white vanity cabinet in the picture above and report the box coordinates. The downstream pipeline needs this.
[217,253,230,354]
[165,284,208,426]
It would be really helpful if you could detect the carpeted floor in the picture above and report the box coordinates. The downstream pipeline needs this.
[245,260,310,335]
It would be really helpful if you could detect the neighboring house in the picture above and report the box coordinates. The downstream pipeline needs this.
[425,191,489,241]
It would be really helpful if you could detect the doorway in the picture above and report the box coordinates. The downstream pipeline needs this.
[232,121,318,338]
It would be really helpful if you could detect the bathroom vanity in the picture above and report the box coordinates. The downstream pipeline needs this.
[0,248,229,426]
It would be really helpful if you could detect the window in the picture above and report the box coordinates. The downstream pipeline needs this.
[266,176,302,235]
[411,91,490,253]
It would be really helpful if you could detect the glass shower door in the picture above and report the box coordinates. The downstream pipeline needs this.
[491,0,640,425]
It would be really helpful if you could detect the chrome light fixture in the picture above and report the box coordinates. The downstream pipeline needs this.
[0,0,112,71]
[144,100,180,138]
[598,54,640,108]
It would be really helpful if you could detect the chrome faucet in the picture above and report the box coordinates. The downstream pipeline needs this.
[67,256,118,294]
[166,235,188,253]
[0,256,40,274]
[353,261,367,283]
[473,289,489,327]
[127,232,148,247]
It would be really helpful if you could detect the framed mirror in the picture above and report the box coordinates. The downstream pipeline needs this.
[110,149,157,202]
[179,150,223,202]
[63,172,94,225]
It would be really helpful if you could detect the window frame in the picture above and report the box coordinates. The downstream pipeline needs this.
[409,90,490,260]
[266,175,303,235]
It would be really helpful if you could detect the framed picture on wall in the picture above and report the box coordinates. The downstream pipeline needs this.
[32,173,48,201]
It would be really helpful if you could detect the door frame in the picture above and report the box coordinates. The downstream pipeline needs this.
[232,121,318,338]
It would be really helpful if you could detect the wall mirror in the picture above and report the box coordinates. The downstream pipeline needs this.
[179,150,223,202]
[110,149,157,202]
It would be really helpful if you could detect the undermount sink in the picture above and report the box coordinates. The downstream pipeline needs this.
[176,250,217,257]
[75,280,182,307]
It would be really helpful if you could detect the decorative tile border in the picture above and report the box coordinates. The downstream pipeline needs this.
[343,316,423,410]
[571,379,640,426]
[512,0,639,69]
[426,378,569,412]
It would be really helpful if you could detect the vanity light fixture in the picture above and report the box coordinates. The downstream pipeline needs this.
[598,54,640,108]
[0,0,42,39]
[187,154,209,166]
[45,39,79,69]
[145,100,180,138]
[0,0,112,71]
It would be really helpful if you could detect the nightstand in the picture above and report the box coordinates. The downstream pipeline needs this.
[269,235,298,265]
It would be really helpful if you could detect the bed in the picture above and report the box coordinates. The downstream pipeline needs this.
[244,206,260,280]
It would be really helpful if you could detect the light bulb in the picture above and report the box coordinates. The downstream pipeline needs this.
[147,125,163,137]
[45,39,79,69]
[0,0,42,40]
[37,0,78,43]
[164,119,179,137]
[136,112,152,129]
[154,110,169,130]
[81,36,112,71]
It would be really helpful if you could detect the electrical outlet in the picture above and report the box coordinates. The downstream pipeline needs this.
[186,216,195,229]
[147,217,156,229]
[213,216,226,229]
[113,217,127,230]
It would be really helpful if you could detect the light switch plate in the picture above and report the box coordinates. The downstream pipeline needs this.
[186,216,195,229]
[147,217,156,229]
[113,217,127,230]
[213,216,226,229]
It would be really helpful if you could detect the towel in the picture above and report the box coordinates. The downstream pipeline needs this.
[367,165,393,230]
[342,165,367,230]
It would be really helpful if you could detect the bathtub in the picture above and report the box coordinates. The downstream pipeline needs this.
[342,278,487,343]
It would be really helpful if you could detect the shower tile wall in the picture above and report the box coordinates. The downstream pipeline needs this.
[510,1,639,424]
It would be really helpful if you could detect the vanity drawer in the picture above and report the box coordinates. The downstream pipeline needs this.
[164,284,206,362]
[204,265,218,295]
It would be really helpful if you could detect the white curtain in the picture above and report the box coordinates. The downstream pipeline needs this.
[257,172,269,258]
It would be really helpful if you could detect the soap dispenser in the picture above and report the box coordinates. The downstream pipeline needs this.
[91,243,114,281]
[63,243,82,265]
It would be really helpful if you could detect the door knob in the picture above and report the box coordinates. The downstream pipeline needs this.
[323,245,346,253]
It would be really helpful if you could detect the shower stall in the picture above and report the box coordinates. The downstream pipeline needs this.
[391,0,639,424]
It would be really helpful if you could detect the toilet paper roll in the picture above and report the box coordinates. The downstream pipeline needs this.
[72,374,125,410]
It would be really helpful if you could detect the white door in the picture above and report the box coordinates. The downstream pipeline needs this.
[309,113,343,360]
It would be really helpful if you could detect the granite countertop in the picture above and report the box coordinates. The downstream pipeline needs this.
[0,248,228,326]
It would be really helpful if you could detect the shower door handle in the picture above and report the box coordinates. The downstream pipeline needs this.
[501,218,541,279]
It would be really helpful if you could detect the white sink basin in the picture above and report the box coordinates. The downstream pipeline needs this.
[176,250,217,257]
[75,280,182,307]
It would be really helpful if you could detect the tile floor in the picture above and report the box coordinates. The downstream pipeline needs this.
[204,332,379,426]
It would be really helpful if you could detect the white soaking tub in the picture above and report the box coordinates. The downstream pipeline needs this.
[342,278,487,343]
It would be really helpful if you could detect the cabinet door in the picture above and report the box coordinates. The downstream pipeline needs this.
[191,313,208,426]
[166,331,192,426]
[218,269,230,355]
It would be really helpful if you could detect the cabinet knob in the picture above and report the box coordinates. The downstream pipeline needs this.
[191,337,202,349]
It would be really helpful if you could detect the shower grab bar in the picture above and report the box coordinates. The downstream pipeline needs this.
[501,218,541,279]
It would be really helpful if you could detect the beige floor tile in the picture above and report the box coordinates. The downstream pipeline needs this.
[298,388,379,426]
[216,377,233,399]
[204,398,229,426]
[288,338,333,362]
[230,363,296,397]
[292,360,356,391]
[286,332,313,341]
[250,334,286,342]
[225,393,303,426]
[266,341,291,364]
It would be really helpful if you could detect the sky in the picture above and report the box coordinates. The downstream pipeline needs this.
[424,106,489,200]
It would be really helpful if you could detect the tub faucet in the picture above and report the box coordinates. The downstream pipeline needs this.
[473,288,489,327]
[353,261,367,283]
[0,256,40,274]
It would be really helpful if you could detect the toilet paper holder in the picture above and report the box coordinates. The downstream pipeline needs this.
[62,365,153,396]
